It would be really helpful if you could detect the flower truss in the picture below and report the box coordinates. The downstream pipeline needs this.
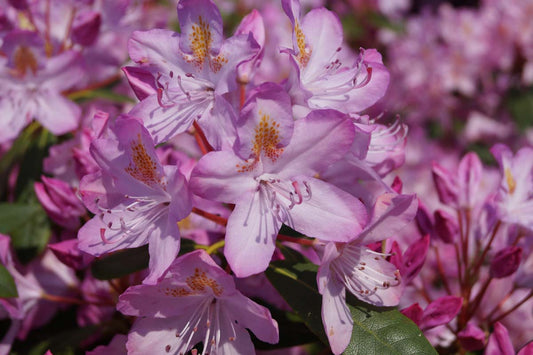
[1,0,533,355]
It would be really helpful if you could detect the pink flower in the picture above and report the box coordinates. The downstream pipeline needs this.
[0,30,82,143]
[315,193,417,354]
[77,115,192,284]
[126,0,259,148]
[191,84,367,277]
[491,144,533,231]
[282,0,389,115]
[117,250,279,354]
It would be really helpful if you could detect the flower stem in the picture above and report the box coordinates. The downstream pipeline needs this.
[191,207,228,226]
[192,121,214,155]
[490,290,533,324]
[206,240,226,255]
[277,234,315,246]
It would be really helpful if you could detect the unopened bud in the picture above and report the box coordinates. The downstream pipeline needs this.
[490,247,522,279]
[432,162,459,206]
[72,11,101,46]
[434,209,458,244]
[458,322,485,351]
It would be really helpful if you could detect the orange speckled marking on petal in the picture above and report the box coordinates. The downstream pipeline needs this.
[13,46,38,76]
[162,267,223,297]
[295,21,311,67]
[185,16,228,73]
[505,168,516,194]
[125,134,163,187]
[236,114,284,173]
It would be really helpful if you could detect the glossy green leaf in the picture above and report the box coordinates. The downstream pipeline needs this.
[91,245,149,280]
[0,264,18,298]
[0,202,51,263]
[344,295,437,355]
[266,260,327,345]
[266,258,436,355]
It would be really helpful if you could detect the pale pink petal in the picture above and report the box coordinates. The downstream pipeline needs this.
[77,215,149,256]
[289,177,366,242]
[190,150,257,203]
[225,190,281,277]
[128,29,183,74]
[321,275,352,355]
[301,8,343,79]
[222,292,279,344]
[128,92,200,145]
[117,282,206,318]
[357,193,418,245]
[272,110,355,177]
[126,316,203,355]
[317,242,340,294]
[33,93,80,135]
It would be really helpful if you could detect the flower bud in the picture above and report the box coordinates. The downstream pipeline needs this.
[72,11,101,46]
[401,303,423,326]
[432,162,458,206]
[34,176,86,229]
[434,209,459,244]
[490,246,522,279]
[457,322,485,351]
[401,234,429,284]
[420,295,463,330]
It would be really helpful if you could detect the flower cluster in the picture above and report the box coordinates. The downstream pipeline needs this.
[1,0,533,354]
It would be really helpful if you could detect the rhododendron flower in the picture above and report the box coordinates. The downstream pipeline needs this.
[282,0,389,115]
[117,250,279,354]
[191,84,367,277]
[316,193,417,354]
[126,0,259,148]
[491,144,533,231]
[77,116,192,284]
[0,30,82,143]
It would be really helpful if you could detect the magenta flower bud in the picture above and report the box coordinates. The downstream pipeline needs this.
[401,303,423,326]
[7,0,28,10]
[420,295,463,330]
[401,234,430,284]
[485,322,515,355]
[71,10,101,46]
[434,209,459,244]
[457,322,485,351]
[48,239,93,270]
[490,246,522,279]
[457,152,483,208]
[432,162,458,206]
[34,176,86,230]
[415,200,435,238]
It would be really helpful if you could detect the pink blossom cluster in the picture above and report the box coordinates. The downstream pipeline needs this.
[379,0,533,142]
[0,0,532,355]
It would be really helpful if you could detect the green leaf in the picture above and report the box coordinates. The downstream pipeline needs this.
[68,89,136,104]
[266,260,327,345]
[344,295,437,355]
[507,87,533,131]
[0,264,18,298]
[266,258,437,355]
[0,202,51,263]
[91,245,149,280]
